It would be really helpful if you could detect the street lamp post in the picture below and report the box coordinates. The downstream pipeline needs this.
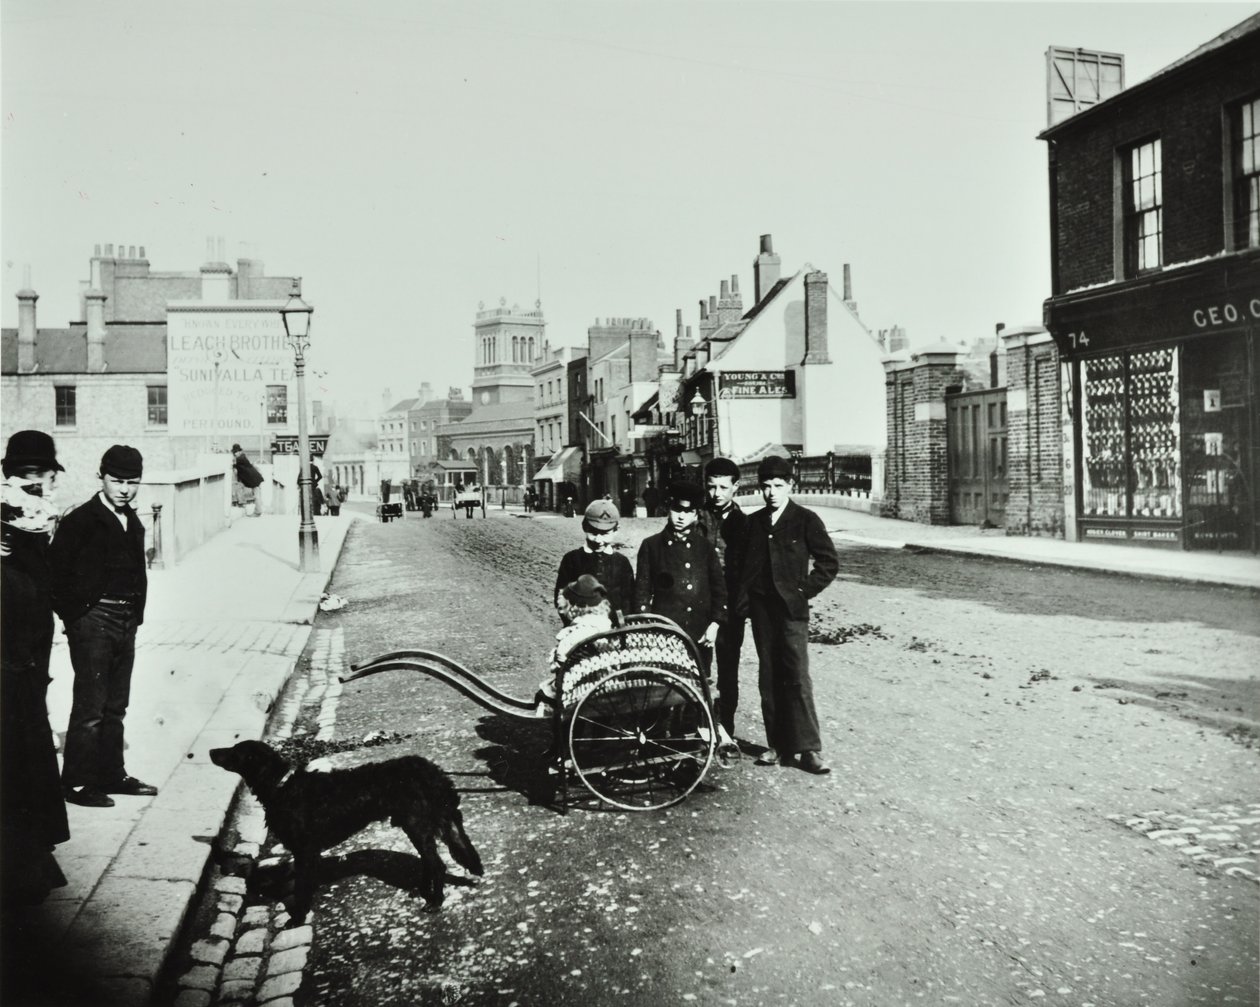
[280,281,318,572]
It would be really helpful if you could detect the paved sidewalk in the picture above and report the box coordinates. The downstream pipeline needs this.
[13,512,356,1006]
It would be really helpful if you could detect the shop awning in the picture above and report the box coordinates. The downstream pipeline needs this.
[534,446,581,483]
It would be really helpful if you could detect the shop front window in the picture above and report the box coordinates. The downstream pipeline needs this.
[1080,347,1181,520]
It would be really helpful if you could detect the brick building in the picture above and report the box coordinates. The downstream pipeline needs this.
[1040,15,1260,549]
[1,242,300,503]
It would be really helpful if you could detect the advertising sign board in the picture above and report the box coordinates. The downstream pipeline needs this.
[167,307,294,437]
[717,370,796,398]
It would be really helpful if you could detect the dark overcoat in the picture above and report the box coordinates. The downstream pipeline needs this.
[1,528,71,858]
[635,525,726,644]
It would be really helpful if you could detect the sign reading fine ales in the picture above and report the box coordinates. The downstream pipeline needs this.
[718,370,796,398]
[271,435,328,457]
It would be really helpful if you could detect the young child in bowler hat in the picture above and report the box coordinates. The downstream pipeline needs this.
[49,444,159,807]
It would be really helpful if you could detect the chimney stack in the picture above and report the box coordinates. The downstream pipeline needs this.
[753,234,781,304]
[17,268,38,373]
[842,263,857,313]
[85,289,108,372]
[803,271,830,364]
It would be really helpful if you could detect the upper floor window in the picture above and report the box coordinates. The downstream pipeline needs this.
[55,385,76,426]
[1233,94,1260,249]
[267,385,288,424]
[147,385,168,426]
[1123,137,1162,275]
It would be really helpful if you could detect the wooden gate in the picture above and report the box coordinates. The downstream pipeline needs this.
[947,389,1008,526]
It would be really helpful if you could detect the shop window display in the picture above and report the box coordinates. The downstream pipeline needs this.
[1080,348,1181,520]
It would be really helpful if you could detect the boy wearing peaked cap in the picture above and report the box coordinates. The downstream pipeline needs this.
[733,454,839,775]
[48,445,158,808]
[553,499,636,625]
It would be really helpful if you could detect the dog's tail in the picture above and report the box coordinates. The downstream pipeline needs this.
[442,807,484,877]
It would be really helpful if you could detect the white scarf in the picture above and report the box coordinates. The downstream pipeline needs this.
[1,475,58,536]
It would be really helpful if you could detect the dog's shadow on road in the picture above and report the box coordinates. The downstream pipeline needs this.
[250,852,474,909]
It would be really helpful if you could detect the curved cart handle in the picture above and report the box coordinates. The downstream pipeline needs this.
[342,649,538,719]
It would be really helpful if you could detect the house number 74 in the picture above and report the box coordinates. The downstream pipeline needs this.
[1068,331,1089,348]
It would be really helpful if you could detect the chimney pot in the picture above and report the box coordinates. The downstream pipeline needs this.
[760,234,774,254]
[105,244,114,256]
[128,245,136,259]
[139,246,146,259]
[731,274,739,294]
[699,299,708,320]
[843,264,852,302]
[709,295,717,313]
[94,244,102,257]
[720,280,730,299]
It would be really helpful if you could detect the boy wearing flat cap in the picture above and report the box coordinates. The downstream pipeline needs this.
[553,499,636,625]
[635,480,726,662]
[49,445,157,807]
[733,454,839,775]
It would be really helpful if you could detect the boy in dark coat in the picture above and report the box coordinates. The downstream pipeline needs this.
[49,444,158,807]
[553,499,635,624]
[699,457,750,740]
[734,455,839,775]
[635,480,725,652]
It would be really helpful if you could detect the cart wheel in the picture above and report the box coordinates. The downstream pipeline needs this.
[567,667,715,811]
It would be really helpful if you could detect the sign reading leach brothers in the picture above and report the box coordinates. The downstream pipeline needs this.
[718,370,796,398]
[167,308,295,437]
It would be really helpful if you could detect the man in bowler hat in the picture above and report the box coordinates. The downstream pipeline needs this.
[49,445,158,807]
[734,455,839,774]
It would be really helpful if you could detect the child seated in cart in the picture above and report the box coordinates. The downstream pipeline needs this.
[534,574,614,717]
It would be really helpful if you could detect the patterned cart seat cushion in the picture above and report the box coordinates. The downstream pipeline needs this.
[556,628,702,710]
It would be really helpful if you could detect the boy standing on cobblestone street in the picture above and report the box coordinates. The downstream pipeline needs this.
[50,445,158,808]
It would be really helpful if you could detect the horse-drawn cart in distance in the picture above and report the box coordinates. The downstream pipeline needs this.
[453,483,485,518]
[341,616,718,811]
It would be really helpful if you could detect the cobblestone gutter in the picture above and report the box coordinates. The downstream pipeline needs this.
[162,628,345,1007]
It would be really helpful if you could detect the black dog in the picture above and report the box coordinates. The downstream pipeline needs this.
[209,740,483,921]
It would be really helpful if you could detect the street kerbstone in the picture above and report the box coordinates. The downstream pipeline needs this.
[174,988,212,1007]
[266,944,309,976]
[257,971,303,1002]
[234,840,261,859]
[242,904,272,928]
[222,955,262,983]
[270,924,313,952]
[217,892,244,914]
[210,912,237,940]
[236,927,268,955]
[179,965,221,991]
[215,875,247,895]
[189,938,229,965]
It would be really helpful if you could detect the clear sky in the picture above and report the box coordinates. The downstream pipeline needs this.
[2,0,1254,416]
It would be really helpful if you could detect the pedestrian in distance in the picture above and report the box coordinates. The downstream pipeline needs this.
[0,431,70,904]
[230,443,264,516]
[327,483,343,517]
[734,455,839,775]
[700,456,751,744]
[553,499,635,625]
[310,462,325,516]
[49,444,159,807]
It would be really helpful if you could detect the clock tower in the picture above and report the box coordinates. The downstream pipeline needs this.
[471,297,546,406]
